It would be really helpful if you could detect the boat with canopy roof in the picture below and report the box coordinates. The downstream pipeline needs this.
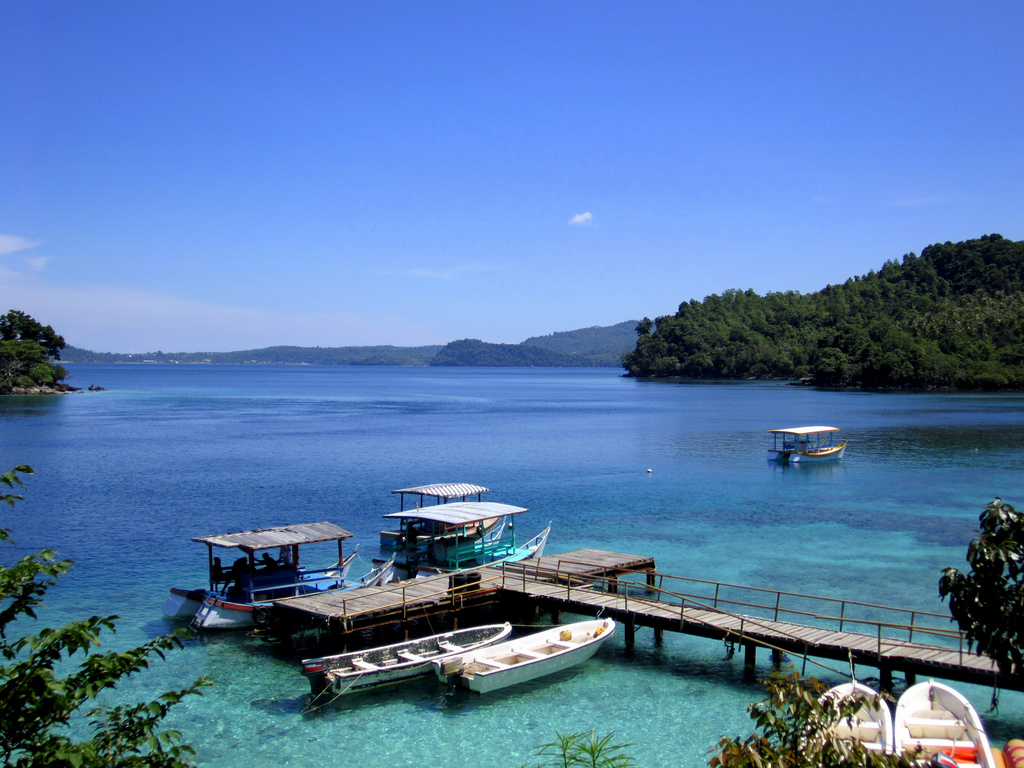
[163,521,395,630]
[379,489,550,576]
[767,426,848,463]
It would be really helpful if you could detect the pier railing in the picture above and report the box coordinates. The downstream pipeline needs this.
[498,559,973,665]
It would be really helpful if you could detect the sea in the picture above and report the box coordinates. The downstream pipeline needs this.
[2,364,1023,767]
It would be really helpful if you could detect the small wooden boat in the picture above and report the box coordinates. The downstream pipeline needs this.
[894,680,996,767]
[822,681,895,754]
[767,426,848,463]
[433,618,615,694]
[163,522,395,630]
[300,623,513,696]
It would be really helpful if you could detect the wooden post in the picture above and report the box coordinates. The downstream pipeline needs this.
[771,648,784,666]
[551,609,561,624]
[653,627,664,645]
[905,670,916,687]
[625,618,635,647]
[744,643,757,680]
[879,664,893,695]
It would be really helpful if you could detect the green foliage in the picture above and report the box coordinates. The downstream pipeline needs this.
[0,311,69,391]
[1,466,210,767]
[0,311,66,360]
[521,731,636,768]
[622,235,1024,389]
[431,339,583,367]
[940,497,1024,677]
[521,321,640,366]
[710,668,915,768]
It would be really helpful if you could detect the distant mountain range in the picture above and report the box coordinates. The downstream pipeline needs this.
[62,321,640,368]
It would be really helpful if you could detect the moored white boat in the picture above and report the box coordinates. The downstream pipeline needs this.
[163,522,395,630]
[433,618,615,694]
[894,680,996,767]
[767,426,848,463]
[300,623,513,696]
[822,681,895,754]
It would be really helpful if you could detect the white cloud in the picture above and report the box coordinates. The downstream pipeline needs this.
[569,212,594,226]
[0,234,43,257]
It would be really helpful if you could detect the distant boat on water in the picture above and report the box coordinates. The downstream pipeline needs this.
[767,426,847,463]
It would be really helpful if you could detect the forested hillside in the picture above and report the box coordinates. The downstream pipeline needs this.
[430,339,577,367]
[61,322,636,368]
[622,234,1024,390]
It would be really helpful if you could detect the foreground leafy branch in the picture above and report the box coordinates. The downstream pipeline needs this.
[940,497,1024,677]
[1,465,210,767]
[710,668,915,768]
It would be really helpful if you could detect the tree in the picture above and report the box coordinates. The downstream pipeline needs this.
[1,465,209,767]
[710,668,915,768]
[0,311,69,391]
[0,310,66,360]
[940,497,1024,677]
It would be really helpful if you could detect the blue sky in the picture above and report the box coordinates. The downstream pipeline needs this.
[2,2,1021,353]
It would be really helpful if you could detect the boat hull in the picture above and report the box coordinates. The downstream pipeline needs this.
[823,681,894,754]
[894,680,996,767]
[301,623,513,696]
[438,618,615,694]
[768,442,847,463]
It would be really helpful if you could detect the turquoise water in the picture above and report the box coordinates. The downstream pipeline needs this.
[2,365,1023,766]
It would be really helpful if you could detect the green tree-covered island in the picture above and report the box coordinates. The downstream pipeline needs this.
[624,234,1024,389]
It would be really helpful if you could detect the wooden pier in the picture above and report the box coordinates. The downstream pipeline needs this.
[270,549,1023,692]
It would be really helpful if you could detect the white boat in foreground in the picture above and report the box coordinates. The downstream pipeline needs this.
[300,623,513,696]
[894,680,996,767]
[767,426,848,463]
[822,681,895,754]
[433,618,615,694]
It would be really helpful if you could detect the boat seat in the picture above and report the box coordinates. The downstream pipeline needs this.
[350,659,379,671]
[398,651,426,662]
[438,641,462,652]
[549,641,575,650]
[903,717,967,740]
[476,658,507,669]
[834,721,881,742]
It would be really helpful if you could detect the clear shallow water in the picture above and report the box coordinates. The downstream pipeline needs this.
[2,365,1024,767]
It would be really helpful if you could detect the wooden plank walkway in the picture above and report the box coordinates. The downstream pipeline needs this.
[496,570,1013,691]
[269,548,1023,691]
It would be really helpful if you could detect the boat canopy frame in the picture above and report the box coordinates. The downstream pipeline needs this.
[768,426,840,453]
[391,483,490,511]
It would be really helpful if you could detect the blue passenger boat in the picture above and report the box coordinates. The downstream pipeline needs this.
[164,521,395,630]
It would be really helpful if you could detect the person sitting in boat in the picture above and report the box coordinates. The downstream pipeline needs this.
[259,552,280,570]
[211,557,227,591]
[227,557,248,596]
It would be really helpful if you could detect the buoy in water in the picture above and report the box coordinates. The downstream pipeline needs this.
[647,469,652,473]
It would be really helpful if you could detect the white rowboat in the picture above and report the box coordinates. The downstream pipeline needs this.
[434,618,615,694]
[894,680,996,768]
[822,681,895,754]
[301,623,513,696]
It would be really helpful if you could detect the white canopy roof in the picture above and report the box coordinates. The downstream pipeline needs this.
[391,483,490,500]
[767,426,840,435]
[383,501,528,525]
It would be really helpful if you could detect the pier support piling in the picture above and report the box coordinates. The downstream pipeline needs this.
[744,643,757,680]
